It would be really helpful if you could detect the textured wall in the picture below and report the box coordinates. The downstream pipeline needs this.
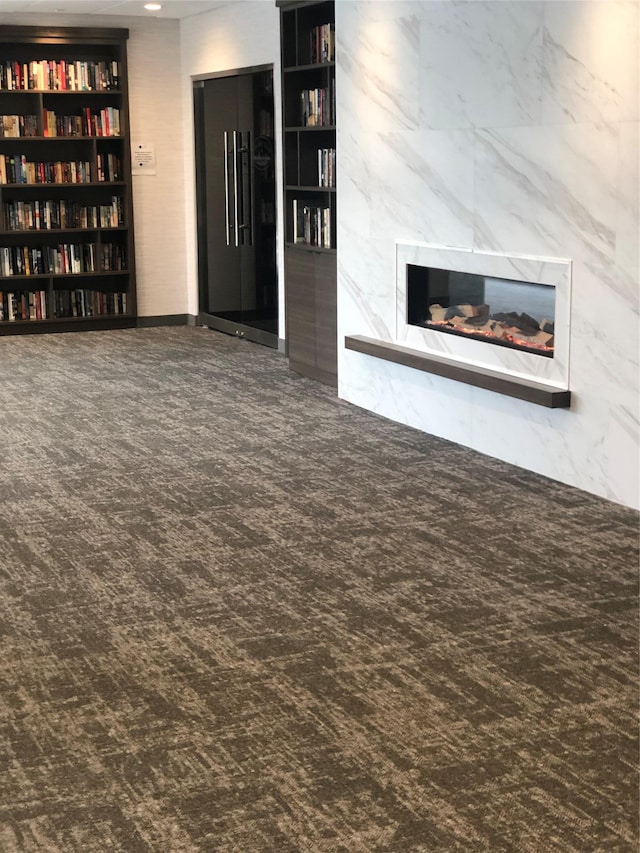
[126,18,188,319]
[179,1,284,330]
[0,12,189,319]
[336,0,639,509]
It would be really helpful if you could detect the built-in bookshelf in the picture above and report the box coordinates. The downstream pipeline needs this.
[0,26,136,334]
[279,0,337,386]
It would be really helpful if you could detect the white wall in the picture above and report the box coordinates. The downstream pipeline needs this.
[179,1,284,334]
[337,0,639,510]
[0,12,189,319]
[126,17,188,318]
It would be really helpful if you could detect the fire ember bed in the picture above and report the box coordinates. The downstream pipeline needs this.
[407,264,556,358]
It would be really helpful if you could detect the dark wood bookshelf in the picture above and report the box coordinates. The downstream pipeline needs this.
[0,25,136,333]
[279,0,337,387]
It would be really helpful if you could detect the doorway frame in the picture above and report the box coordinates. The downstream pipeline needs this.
[193,63,278,349]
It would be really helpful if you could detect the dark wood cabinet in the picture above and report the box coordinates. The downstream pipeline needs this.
[0,26,136,334]
[278,0,337,386]
[286,247,336,384]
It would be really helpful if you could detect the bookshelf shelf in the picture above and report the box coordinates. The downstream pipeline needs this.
[2,182,126,187]
[279,0,337,386]
[285,184,336,192]
[284,61,335,73]
[0,227,126,234]
[3,313,122,321]
[0,135,122,140]
[284,125,336,132]
[0,270,128,279]
[0,25,136,332]
[2,136,82,140]
[0,90,123,95]
[284,241,335,253]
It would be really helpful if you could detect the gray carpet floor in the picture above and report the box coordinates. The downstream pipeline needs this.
[0,326,637,852]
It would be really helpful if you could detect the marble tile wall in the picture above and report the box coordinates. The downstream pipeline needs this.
[337,0,639,509]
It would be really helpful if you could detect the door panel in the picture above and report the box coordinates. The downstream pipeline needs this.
[202,76,241,317]
[194,68,277,346]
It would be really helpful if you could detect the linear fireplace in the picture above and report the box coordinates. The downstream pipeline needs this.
[395,242,572,389]
[407,266,556,358]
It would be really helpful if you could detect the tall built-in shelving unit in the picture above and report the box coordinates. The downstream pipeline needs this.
[0,26,136,334]
[279,0,337,386]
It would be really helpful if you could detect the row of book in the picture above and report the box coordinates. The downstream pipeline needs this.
[0,242,126,276]
[3,197,124,231]
[317,147,336,187]
[300,84,335,127]
[0,115,38,138]
[43,107,121,138]
[96,153,122,182]
[56,289,128,318]
[0,60,120,92]
[0,155,123,185]
[0,288,128,321]
[292,200,331,248]
[310,23,335,64]
[0,288,49,320]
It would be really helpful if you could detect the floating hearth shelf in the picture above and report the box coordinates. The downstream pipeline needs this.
[344,335,572,409]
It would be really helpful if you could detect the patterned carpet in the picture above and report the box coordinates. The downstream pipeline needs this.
[0,326,637,852]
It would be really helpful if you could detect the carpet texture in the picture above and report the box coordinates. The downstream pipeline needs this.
[0,326,637,852]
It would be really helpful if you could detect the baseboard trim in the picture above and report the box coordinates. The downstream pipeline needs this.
[137,314,196,328]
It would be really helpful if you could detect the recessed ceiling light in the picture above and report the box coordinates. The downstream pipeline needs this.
[144,2,162,10]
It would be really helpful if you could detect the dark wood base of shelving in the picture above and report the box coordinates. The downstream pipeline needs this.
[137,314,195,327]
[0,316,136,335]
[345,335,571,408]
[289,358,337,388]
[0,315,204,336]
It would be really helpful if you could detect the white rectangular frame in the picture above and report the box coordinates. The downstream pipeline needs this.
[395,241,571,388]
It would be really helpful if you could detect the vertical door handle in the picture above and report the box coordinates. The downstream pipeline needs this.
[243,131,252,246]
[223,131,231,246]
[233,130,240,247]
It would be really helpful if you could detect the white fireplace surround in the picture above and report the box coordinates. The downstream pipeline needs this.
[395,242,572,390]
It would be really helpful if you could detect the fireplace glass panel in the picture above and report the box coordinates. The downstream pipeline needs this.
[407,265,556,357]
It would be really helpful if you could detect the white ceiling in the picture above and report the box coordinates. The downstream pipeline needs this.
[0,0,234,19]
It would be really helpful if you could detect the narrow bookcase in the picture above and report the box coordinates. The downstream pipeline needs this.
[0,26,136,334]
[278,0,337,386]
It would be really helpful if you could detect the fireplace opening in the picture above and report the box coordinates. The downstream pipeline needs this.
[407,265,556,357]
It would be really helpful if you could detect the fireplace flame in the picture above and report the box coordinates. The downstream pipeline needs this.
[425,316,554,355]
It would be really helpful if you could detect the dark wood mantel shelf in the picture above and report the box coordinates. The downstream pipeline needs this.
[344,335,572,409]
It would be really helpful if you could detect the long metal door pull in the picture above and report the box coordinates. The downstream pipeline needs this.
[233,130,239,248]
[223,131,231,246]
